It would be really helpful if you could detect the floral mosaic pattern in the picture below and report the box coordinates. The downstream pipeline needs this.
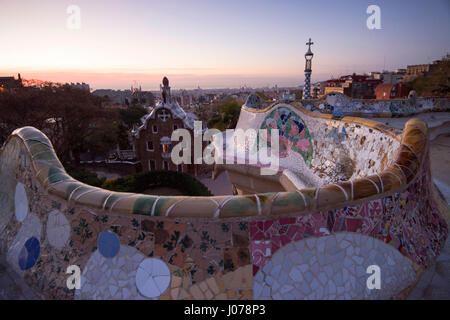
[258,107,313,165]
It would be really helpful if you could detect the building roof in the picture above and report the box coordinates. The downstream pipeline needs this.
[375,83,397,99]
[375,83,396,92]
[132,100,201,138]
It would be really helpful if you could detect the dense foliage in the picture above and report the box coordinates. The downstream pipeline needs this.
[0,84,144,163]
[101,170,212,196]
[207,98,241,130]
[64,163,106,187]
[119,104,148,130]
[408,60,450,97]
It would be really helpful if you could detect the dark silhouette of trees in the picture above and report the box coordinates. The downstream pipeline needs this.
[207,98,241,131]
[0,84,130,165]
[119,104,147,130]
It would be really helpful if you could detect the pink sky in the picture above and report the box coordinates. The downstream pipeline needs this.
[1,0,448,89]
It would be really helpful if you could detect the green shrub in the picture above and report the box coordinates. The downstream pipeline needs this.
[101,170,212,196]
[64,164,106,187]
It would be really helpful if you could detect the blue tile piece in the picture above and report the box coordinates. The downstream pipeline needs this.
[18,237,40,270]
[98,231,120,258]
[332,110,344,117]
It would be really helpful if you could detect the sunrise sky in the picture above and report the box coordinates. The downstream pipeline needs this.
[0,0,449,89]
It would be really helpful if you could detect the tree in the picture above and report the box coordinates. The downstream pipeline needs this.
[0,84,121,165]
[409,60,450,97]
[119,104,147,130]
[220,99,241,129]
[206,99,241,130]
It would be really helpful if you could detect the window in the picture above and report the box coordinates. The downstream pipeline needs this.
[146,141,154,151]
[152,125,158,134]
[148,160,156,171]
[162,161,169,170]
[160,136,172,158]
[160,143,172,154]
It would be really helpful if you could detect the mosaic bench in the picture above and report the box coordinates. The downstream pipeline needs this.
[0,100,448,299]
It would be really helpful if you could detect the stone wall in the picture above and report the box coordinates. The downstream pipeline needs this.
[301,92,450,116]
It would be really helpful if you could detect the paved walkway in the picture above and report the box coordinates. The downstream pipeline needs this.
[407,236,450,299]
[200,171,233,196]
[372,112,450,132]
[430,133,450,206]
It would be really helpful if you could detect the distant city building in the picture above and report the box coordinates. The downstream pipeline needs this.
[0,73,23,90]
[375,83,410,99]
[177,90,193,107]
[366,71,383,80]
[308,81,326,98]
[282,93,296,102]
[403,62,436,82]
[311,82,324,99]
[324,78,349,96]
[68,82,90,91]
[130,85,155,107]
[93,88,155,107]
[381,70,405,84]
[323,74,382,99]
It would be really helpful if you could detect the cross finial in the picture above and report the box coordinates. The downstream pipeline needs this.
[158,109,170,122]
[306,38,314,49]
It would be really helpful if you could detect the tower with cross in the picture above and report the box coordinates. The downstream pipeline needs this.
[303,38,314,100]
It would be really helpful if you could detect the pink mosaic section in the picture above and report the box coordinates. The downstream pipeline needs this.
[250,211,329,274]
[250,153,448,273]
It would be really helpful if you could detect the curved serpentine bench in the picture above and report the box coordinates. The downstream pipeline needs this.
[0,102,448,299]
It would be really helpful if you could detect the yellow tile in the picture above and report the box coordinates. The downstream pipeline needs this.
[227,290,236,299]
[206,277,220,295]
[159,294,171,300]
[171,288,180,300]
[178,288,191,300]
[214,293,228,300]
[222,265,253,289]
[205,290,214,300]
[199,281,208,292]
[183,276,191,289]
[171,276,182,288]
[189,285,205,300]
[216,273,226,293]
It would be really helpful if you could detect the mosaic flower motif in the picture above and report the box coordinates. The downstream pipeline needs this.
[258,107,313,166]
[251,240,271,268]
[367,199,383,219]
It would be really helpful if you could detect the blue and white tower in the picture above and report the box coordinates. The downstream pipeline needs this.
[303,38,314,100]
